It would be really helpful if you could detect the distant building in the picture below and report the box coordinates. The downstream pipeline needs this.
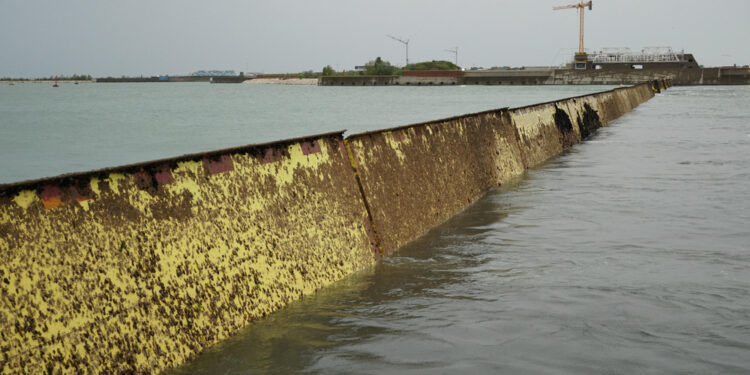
[191,70,237,76]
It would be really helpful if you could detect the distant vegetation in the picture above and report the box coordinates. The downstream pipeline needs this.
[401,60,460,72]
[322,65,336,76]
[365,57,398,76]
[323,58,461,77]
[297,70,319,79]
[321,69,365,77]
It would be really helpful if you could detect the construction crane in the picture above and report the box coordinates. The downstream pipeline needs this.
[386,35,410,66]
[553,1,593,58]
[445,47,458,66]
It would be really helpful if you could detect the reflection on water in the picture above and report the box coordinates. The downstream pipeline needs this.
[179,86,750,374]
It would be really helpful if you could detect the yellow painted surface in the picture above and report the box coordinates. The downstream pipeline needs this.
[0,136,374,374]
[0,84,656,374]
[11,191,36,210]
[383,131,411,163]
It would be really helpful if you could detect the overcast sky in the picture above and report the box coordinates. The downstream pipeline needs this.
[1,0,748,77]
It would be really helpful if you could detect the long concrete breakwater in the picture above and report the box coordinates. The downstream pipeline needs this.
[0,81,664,374]
[320,66,747,86]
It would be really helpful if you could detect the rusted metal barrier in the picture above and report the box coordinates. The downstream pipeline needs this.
[0,82,659,374]
[345,109,524,256]
[349,83,655,255]
[0,132,376,374]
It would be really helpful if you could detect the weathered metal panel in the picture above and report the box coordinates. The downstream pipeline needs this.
[589,82,652,127]
[610,82,654,118]
[562,96,604,141]
[590,89,626,125]
[0,132,375,374]
[508,102,564,168]
[0,83,659,374]
[346,84,656,257]
[346,109,525,256]
[509,83,654,168]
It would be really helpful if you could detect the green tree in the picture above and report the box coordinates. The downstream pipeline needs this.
[322,65,335,76]
[297,70,317,79]
[365,57,396,76]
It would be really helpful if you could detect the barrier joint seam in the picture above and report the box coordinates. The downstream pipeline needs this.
[343,139,383,258]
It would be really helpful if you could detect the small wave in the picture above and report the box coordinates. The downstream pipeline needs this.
[677,160,743,166]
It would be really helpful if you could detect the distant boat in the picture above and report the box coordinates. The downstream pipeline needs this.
[74,81,79,85]
[53,76,59,87]
[8,81,13,86]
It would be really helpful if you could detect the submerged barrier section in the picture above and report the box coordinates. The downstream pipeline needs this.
[509,82,655,169]
[0,81,664,374]
[346,82,656,256]
[345,109,525,256]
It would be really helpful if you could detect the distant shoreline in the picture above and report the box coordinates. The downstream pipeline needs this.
[244,78,318,85]
[1,78,321,85]
[2,80,94,84]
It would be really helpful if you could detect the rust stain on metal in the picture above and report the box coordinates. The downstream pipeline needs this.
[154,167,174,185]
[202,154,234,175]
[39,184,64,209]
[343,139,383,258]
[39,181,93,210]
[300,140,321,155]
[260,147,284,164]
[337,140,348,157]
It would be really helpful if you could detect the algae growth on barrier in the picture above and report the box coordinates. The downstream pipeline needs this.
[0,81,664,374]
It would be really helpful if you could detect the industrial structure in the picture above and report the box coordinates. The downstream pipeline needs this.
[387,35,410,66]
[589,47,690,64]
[553,0,593,69]
[445,47,458,66]
[321,2,749,86]
[191,70,237,76]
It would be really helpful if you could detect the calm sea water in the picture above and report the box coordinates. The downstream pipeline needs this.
[167,86,750,374]
[3,83,749,373]
[0,82,611,184]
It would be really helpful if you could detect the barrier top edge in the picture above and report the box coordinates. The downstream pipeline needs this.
[0,130,346,194]
[346,107,510,139]
[0,80,656,194]
[347,83,649,139]
[508,82,648,112]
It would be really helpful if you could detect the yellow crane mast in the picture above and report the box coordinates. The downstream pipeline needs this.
[554,0,593,63]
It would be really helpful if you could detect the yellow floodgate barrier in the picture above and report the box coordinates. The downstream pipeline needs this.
[0,82,661,374]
